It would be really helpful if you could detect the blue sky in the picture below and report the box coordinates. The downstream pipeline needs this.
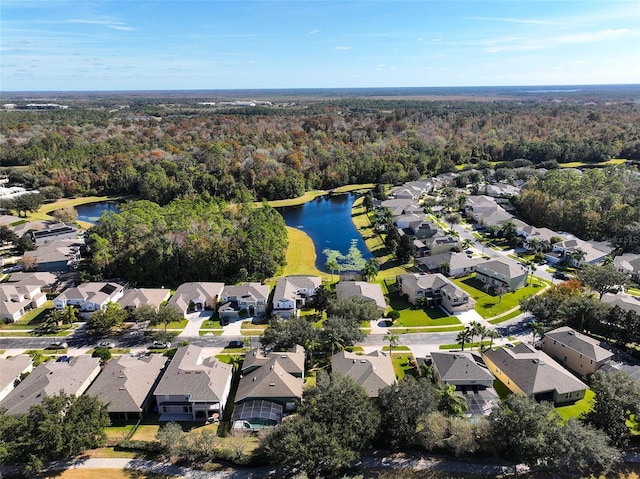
[1,1,639,91]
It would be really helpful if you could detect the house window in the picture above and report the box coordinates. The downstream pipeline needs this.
[579,354,583,359]
[553,340,557,345]
[162,406,167,413]
[590,360,593,364]
[563,356,567,362]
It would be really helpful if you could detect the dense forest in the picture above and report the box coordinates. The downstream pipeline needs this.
[1,95,639,203]
[84,199,287,287]
[514,166,640,246]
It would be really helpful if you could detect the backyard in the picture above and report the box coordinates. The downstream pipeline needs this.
[452,274,547,319]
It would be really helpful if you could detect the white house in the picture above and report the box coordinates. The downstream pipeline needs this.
[271,276,322,319]
[54,282,126,319]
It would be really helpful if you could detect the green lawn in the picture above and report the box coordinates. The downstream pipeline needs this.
[555,389,594,421]
[492,378,513,399]
[149,319,188,330]
[390,352,418,380]
[453,274,547,319]
[489,309,526,324]
[200,318,223,330]
[439,341,490,350]
[0,301,55,331]
[274,226,330,280]
[389,325,465,334]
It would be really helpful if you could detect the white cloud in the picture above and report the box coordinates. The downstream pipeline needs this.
[469,16,561,26]
[485,29,637,53]
[68,19,136,31]
[334,46,352,50]
[308,29,320,35]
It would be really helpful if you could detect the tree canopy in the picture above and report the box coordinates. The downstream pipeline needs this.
[86,198,287,286]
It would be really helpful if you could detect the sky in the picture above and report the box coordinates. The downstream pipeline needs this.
[1,0,639,91]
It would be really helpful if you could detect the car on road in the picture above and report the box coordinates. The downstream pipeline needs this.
[47,341,68,350]
[150,340,171,349]
[552,271,570,280]
[227,340,244,349]
[505,342,516,349]
[98,342,116,349]
[465,249,473,254]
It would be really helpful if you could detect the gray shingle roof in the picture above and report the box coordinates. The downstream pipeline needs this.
[477,257,527,279]
[85,354,167,414]
[235,358,303,404]
[118,288,171,310]
[335,281,387,312]
[0,355,32,398]
[166,282,225,313]
[0,355,100,415]
[431,352,494,384]
[241,346,305,377]
[331,350,396,398]
[544,327,614,362]
[153,345,232,402]
[483,343,587,397]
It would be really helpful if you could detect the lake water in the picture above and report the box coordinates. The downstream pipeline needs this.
[276,193,372,272]
[75,201,120,224]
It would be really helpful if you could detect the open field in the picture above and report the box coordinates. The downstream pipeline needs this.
[275,226,330,279]
[557,158,628,168]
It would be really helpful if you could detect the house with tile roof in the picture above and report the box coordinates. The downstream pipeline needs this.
[541,326,614,376]
[0,355,101,415]
[218,282,270,320]
[153,345,232,421]
[234,346,305,428]
[85,353,167,421]
[271,276,322,319]
[614,253,640,281]
[396,272,474,314]
[335,281,387,315]
[166,282,224,317]
[430,351,499,416]
[331,350,395,398]
[118,288,171,312]
[0,355,33,402]
[53,281,126,319]
[475,257,528,291]
[482,343,587,405]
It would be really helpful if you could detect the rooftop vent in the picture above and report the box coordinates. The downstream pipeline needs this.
[269,383,276,386]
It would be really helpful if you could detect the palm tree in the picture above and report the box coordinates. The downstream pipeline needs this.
[527,321,545,345]
[462,238,474,250]
[496,284,507,303]
[384,333,399,354]
[303,338,318,369]
[326,257,340,282]
[477,325,488,350]
[571,248,587,267]
[468,321,483,349]
[487,330,500,349]
[440,261,451,276]
[361,258,380,282]
[324,332,345,355]
[528,263,537,286]
[456,328,472,351]
[438,383,468,416]
[500,220,517,240]
[63,305,77,327]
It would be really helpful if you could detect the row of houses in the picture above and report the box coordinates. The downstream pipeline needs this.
[0,345,397,427]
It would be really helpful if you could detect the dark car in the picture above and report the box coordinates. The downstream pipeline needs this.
[47,341,68,350]
[553,271,570,280]
[227,340,244,349]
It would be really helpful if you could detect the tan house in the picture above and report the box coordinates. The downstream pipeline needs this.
[396,273,475,314]
[541,326,614,376]
[218,282,270,320]
[331,350,396,398]
[271,276,322,319]
[482,343,587,405]
[53,281,126,319]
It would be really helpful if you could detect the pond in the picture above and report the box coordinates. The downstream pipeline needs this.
[75,201,120,224]
[276,192,372,272]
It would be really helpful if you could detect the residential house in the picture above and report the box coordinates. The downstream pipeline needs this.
[422,233,462,256]
[389,185,424,200]
[614,253,640,282]
[475,257,528,291]
[85,353,167,421]
[430,351,499,416]
[0,355,101,415]
[271,276,322,319]
[547,237,611,267]
[479,183,521,198]
[0,282,47,322]
[166,282,224,317]
[30,222,79,246]
[416,252,481,277]
[118,288,172,312]
[54,281,126,319]
[378,199,422,218]
[404,219,438,240]
[602,292,640,315]
[482,343,588,405]
[6,272,58,293]
[234,346,305,428]
[331,350,395,398]
[335,281,387,315]
[22,239,82,272]
[541,326,614,376]
[396,273,475,314]
[154,345,232,421]
[218,282,270,320]
[394,212,427,230]
[0,355,33,402]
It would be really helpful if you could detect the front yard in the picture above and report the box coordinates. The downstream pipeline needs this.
[452,274,547,319]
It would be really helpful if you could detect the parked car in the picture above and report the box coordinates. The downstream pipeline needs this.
[98,342,116,349]
[55,355,69,362]
[552,271,570,280]
[150,340,171,349]
[47,341,68,350]
[227,340,244,349]
[505,342,516,349]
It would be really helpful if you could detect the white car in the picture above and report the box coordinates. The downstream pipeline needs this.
[98,342,116,349]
